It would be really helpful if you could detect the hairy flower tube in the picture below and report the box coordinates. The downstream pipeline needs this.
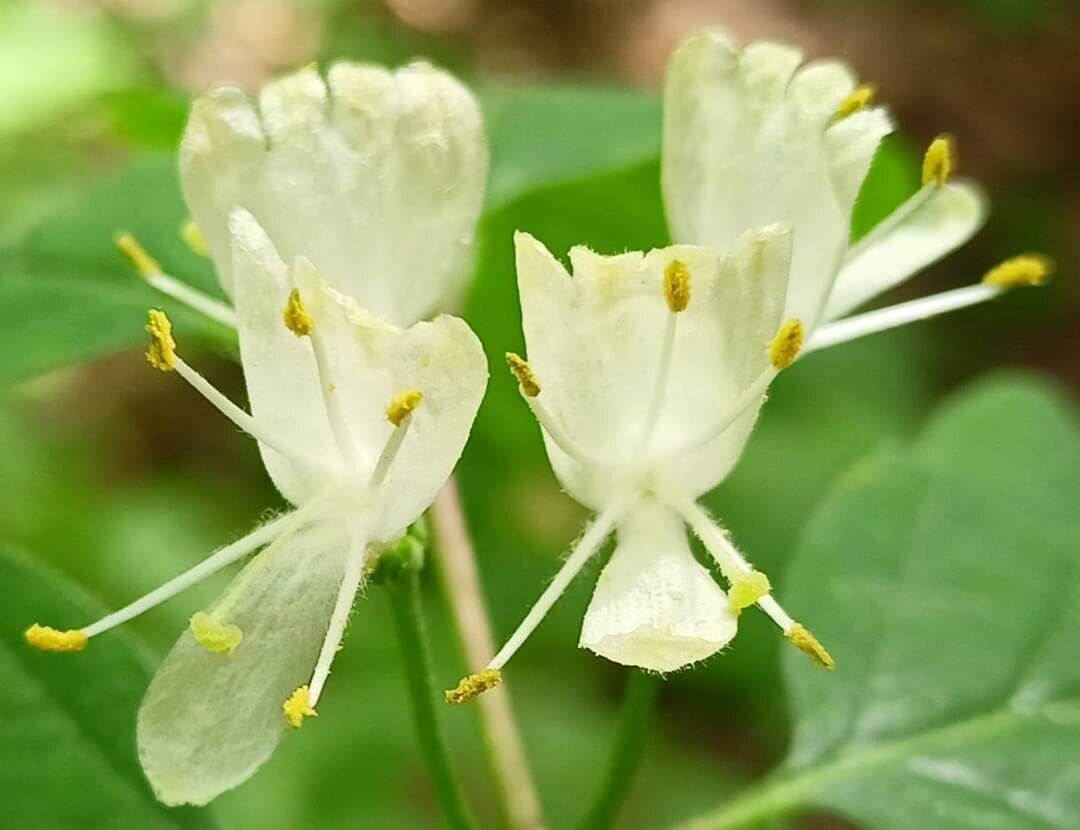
[447,31,1051,700]
[27,58,489,808]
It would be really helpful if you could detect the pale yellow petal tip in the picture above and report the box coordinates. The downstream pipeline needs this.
[505,353,541,398]
[982,254,1054,289]
[729,570,772,612]
[189,611,242,655]
[25,624,87,653]
[283,288,314,337]
[116,231,162,278]
[145,309,176,372]
[386,389,423,426]
[768,319,804,370]
[833,83,877,121]
[283,685,318,728]
[787,624,835,670]
[445,669,502,704]
[180,220,209,258]
[922,135,955,186]
[663,259,691,313]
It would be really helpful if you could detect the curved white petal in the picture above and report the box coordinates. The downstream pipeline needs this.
[229,213,487,517]
[181,61,487,326]
[580,501,737,672]
[662,28,893,328]
[514,225,790,507]
[821,180,988,321]
[137,518,355,806]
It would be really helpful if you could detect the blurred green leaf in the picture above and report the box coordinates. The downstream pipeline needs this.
[481,85,660,209]
[0,547,218,829]
[681,374,1080,829]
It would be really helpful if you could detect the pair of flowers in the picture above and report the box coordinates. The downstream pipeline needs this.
[26,29,1048,806]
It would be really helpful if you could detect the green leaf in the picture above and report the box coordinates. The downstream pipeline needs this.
[679,374,1080,829]
[0,547,218,829]
[481,85,660,210]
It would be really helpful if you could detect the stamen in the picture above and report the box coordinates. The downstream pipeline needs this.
[79,514,290,639]
[189,611,242,655]
[669,494,795,633]
[787,623,835,669]
[729,570,771,613]
[833,83,876,121]
[116,231,161,278]
[445,668,502,705]
[119,234,236,329]
[283,685,317,728]
[483,500,627,674]
[283,288,314,337]
[145,309,176,372]
[663,259,691,313]
[386,389,423,426]
[506,353,540,397]
[982,254,1053,288]
[768,319,804,370]
[180,220,210,257]
[306,543,368,707]
[922,135,955,187]
[25,624,88,653]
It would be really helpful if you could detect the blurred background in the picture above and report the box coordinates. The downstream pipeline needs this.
[0,0,1076,827]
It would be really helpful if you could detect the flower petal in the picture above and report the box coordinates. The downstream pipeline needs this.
[181,61,487,325]
[137,518,354,806]
[821,180,988,321]
[662,29,893,328]
[514,225,790,506]
[580,501,737,672]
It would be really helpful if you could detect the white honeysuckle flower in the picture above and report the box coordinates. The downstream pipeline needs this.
[446,227,832,702]
[123,59,486,330]
[27,210,487,806]
[663,28,1050,349]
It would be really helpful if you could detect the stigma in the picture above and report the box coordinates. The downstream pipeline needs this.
[25,623,88,653]
[145,309,177,372]
[189,612,243,655]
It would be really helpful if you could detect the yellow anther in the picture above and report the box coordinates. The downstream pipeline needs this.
[729,570,772,612]
[787,624,835,670]
[506,353,541,397]
[189,611,242,655]
[180,220,209,257]
[982,254,1054,288]
[116,231,162,278]
[283,685,317,728]
[283,288,313,337]
[768,319,804,370]
[834,83,876,121]
[663,259,691,313]
[386,389,423,426]
[922,135,955,186]
[145,309,176,372]
[445,669,502,704]
[25,624,88,653]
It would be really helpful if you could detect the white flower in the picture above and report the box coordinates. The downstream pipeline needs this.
[663,28,1050,348]
[28,62,489,807]
[447,31,1051,698]
[123,60,487,329]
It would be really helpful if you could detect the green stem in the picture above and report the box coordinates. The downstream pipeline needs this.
[578,670,662,830]
[387,568,479,830]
